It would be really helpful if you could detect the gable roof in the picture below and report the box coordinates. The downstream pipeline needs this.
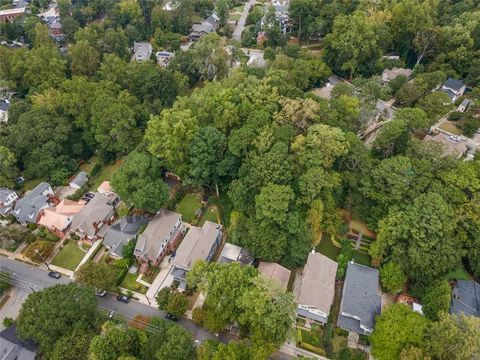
[258,262,291,290]
[0,188,16,204]
[172,221,222,270]
[132,42,152,61]
[337,262,381,334]
[0,99,10,112]
[297,253,338,314]
[135,209,181,260]
[69,171,88,188]
[104,216,149,257]
[13,182,52,223]
[97,181,113,194]
[70,194,115,237]
[218,242,254,265]
[444,78,465,91]
[450,280,480,317]
[37,199,85,231]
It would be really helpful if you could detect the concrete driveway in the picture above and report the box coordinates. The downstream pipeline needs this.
[232,0,255,40]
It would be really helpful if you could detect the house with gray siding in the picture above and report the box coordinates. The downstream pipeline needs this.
[104,216,149,258]
[12,182,53,224]
[170,221,223,290]
[337,262,381,335]
[0,188,19,217]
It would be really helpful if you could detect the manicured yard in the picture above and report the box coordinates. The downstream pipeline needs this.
[229,13,241,21]
[199,207,220,226]
[316,234,340,261]
[120,272,148,294]
[91,159,123,190]
[21,178,46,192]
[439,121,463,135]
[176,193,202,223]
[297,328,326,356]
[51,241,86,270]
[352,251,372,267]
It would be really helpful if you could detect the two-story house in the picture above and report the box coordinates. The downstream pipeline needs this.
[70,194,116,241]
[337,262,382,335]
[104,215,149,258]
[441,78,466,103]
[170,221,223,290]
[37,199,85,236]
[13,182,53,225]
[296,252,338,328]
[0,188,19,217]
[135,209,183,273]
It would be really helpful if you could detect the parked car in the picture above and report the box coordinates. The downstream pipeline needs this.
[117,294,130,303]
[95,289,107,297]
[48,271,61,279]
[449,135,460,142]
[84,192,95,199]
[165,313,178,321]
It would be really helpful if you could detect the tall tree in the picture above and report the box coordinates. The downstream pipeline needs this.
[75,262,118,292]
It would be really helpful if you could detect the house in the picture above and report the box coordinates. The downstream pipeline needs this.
[104,215,149,258]
[189,14,219,41]
[337,262,382,335]
[97,181,115,196]
[170,221,223,289]
[69,171,88,189]
[261,0,290,34]
[0,325,37,360]
[423,132,468,160]
[312,75,345,100]
[256,31,268,45]
[441,78,466,103]
[0,99,10,122]
[450,280,480,317]
[296,252,338,327]
[70,194,116,241]
[134,209,183,273]
[37,199,85,234]
[397,294,424,315]
[13,182,53,225]
[0,7,26,22]
[217,242,254,265]
[156,51,174,67]
[457,99,471,113]
[381,67,413,83]
[49,20,63,36]
[244,49,266,67]
[258,262,291,290]
[132,42,152,62]
[0,188,19,217]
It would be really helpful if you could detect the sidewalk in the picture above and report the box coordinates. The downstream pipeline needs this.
[278,340,329,360]
[75,239,102,272]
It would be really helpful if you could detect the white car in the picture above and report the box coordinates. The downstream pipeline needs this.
[449,135,460,142]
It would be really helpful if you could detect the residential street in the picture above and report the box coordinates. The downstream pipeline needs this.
[232,0,254,40]
[0,257,219,343]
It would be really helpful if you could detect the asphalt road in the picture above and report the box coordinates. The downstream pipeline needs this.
[232,0,254,40]
[0,257,219,343]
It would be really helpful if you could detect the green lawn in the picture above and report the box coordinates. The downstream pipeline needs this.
[120,272,148,294]
[21,178,46,192]
[91,159,123,190]
[176,193,202,223]
[316,234,340,261]
[353,251,372,267]
[229,13,241,21]
[445,266,472,281]
[217,193,233,228]
[51,241,86,271]
[199,207,220,226]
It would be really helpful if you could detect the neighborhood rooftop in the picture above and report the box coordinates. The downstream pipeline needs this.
[70,193,115,238]
[337,262,381,335]
[450,280,480,317]
[172,221,222,270]
[104,215,149,257]
[258,262,291,290]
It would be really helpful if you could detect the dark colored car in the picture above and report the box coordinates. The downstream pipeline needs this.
[165,313,178,321]
[117,294,130,303]
[48,271,61,279]
[84,192,95,199]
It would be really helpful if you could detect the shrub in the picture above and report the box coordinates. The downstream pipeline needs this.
[2,317,14,328]
[89,163,101,177]
[27,223,37,231]
[422,280,451,321]
[380,262,406,293]
[192,307,206,326]
[448,111,463,121]
[37,229,46,238]
[336,240,354,279]
[6,214,16,223]
[46,233,60,242]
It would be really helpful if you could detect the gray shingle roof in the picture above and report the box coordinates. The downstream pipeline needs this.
[0,325,37,360]
[70,194,115,238]
[13,182,52,224]
[104,216,149,257]
[337,262,381,334]
[0,188,15,204]
[444,78,465,92]
[0,99,10,112]
[132,42,152,61]
[69,171,88,188]
[450,280,480,317]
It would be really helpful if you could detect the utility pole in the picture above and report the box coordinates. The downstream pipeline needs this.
[35,249,51,271]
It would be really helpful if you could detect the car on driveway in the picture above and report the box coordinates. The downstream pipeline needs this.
[165,313,178,321]
[48,271,61,279]
[117,294,130,303]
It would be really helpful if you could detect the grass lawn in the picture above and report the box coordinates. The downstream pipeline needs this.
[332,334,366,359]
[232,4,244,12]
[297,328,326,356]
[316,234,340,261]
[91,159,123,190]
[199,207,220,226]
[21,178,46,192]
[120,272,148,294]
[51,241,86,271]
[353,251,372,267]
[229,13,241,21]
[439,121,463,135]
[217,193,233,228]
[176,193,202,223]
[445,266,472,281]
